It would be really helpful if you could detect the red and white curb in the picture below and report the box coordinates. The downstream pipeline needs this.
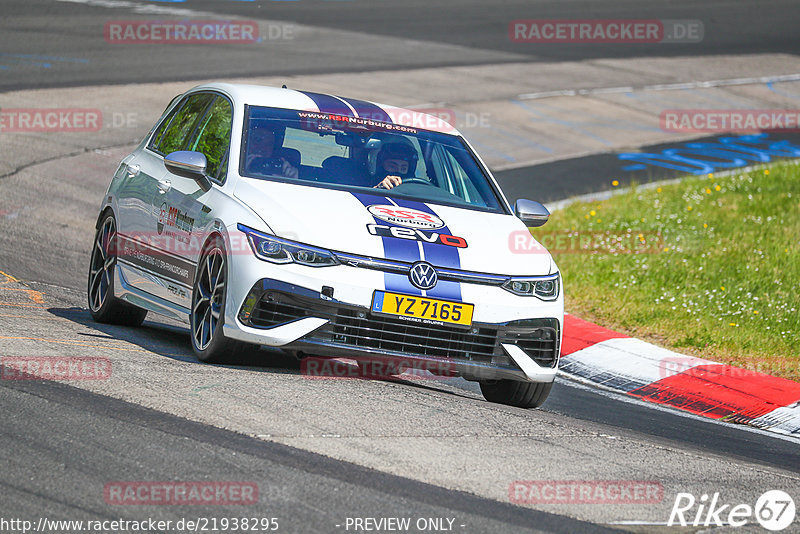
[559,314,800,436]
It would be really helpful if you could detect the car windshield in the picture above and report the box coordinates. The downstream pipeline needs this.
[240,106,506,213]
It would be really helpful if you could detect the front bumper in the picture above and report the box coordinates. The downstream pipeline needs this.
[228,279,561,383]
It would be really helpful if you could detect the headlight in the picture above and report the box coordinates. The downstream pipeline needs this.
[238,224,339,268]
[502,273,560,300]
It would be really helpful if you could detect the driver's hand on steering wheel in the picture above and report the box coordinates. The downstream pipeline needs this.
[281,158,299,179]
[374,175,402,189]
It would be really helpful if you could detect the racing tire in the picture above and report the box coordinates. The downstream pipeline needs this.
[479,380,553,409]
[87,213,148,326]
[190,237,251,363]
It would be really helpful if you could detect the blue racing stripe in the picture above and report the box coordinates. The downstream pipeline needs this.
[351,192,464,301]
[351,191,422,295]
[384,272,422,295]
[299,91,354,117]
[387,198,463,301]
[341,97,393,123]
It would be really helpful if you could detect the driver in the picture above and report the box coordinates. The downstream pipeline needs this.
[373,141,418,190]
[245,126,299,179]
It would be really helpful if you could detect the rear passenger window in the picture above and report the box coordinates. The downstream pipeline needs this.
[283,127,347,167]
[154,93,215,155]
[188,96,233,182]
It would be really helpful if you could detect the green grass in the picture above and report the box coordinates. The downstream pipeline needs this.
[533,163,800,381]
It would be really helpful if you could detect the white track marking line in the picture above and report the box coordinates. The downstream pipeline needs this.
[518,73,800,101]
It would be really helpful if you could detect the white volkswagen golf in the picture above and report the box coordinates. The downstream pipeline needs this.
[88,83,563,408]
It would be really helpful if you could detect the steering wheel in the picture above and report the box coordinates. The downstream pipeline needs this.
[248,156,283,175]
[400,177,432,186]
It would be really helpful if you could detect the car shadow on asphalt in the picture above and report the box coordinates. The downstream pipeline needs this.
[47,306,483,402]
[46,306,304,374]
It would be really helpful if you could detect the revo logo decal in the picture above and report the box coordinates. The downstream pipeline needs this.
[367,224,467,248]
[367,204,444,230]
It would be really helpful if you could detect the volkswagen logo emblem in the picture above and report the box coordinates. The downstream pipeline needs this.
[409,261,438,290]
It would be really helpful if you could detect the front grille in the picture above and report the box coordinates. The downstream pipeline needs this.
[322,309,500,363]
[248,296,307,328]
[500,320,560,368]
[240,284,560,369]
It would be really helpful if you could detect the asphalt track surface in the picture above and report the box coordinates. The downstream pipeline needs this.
[2,374,613,534]
[495,132,800,203]
[1,0,800,91]
[2,1,800,533]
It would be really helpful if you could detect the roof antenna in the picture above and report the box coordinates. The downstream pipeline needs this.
[282,84,288,89]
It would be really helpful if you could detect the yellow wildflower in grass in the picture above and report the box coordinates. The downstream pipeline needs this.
[612,180,619,186]
[715,185,721,191]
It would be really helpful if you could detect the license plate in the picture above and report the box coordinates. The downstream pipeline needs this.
[371,291,474,327]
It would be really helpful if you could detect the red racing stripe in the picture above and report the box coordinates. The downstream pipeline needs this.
[629,364,800,422]
[561,314,628,356]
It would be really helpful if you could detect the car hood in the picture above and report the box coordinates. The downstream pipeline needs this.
[234,179,554,276]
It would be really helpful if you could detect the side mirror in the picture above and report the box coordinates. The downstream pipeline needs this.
[164,151,212,191]
[514,199,550,227]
